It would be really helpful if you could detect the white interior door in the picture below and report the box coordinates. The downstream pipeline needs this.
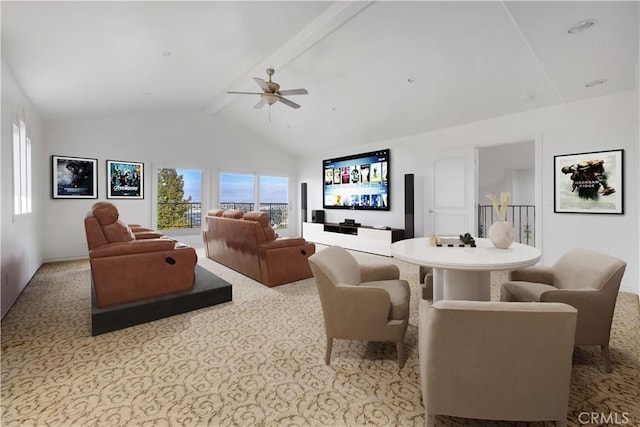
[427,148,477,236]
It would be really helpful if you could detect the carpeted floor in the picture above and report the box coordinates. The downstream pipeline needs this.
[1,247,639,427]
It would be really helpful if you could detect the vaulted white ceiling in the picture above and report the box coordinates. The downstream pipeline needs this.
[2,1,638,155]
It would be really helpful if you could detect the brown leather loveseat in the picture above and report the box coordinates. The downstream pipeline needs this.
[203,209,315,287]
[84,202,198,308]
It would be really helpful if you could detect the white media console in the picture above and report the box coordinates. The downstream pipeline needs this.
[302,222,405,256]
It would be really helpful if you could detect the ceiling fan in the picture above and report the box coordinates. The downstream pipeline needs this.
[228,68,308,110]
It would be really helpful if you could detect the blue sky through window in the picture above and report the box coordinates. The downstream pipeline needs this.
[176,169,202,203]
[220,173,288,203]
[220,173,254,203]
[175,170,288,204]
[260,176,288,203]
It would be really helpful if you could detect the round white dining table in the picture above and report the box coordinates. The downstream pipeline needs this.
[391,237,541,301]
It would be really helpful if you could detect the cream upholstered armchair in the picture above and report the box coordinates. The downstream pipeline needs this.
[419,300,577,427]
[501,248,626,372]
[308,246,410,367]
[419,265,433,300]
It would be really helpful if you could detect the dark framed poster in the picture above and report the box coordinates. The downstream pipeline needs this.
[554,149,623,214]
[52,155,98,199]
[107,160,144,199]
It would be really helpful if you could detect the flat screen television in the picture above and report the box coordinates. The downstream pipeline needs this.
[323,149,390,210]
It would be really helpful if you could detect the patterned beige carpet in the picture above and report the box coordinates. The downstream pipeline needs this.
[1,247,639,427]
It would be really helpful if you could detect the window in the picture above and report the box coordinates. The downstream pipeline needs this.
[156,167,203,230]
[219,172,255,212]
[13,117,32,215]
[260,175,289,230]
[219,172,289,231]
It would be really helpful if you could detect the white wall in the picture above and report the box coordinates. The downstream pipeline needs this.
[1,60,45,317]
[511,170,535,206]
[478,168,535,207]
[43,111,300,261]
[478,141,535,205]
[5,72,639,303]
[299,90,639,294]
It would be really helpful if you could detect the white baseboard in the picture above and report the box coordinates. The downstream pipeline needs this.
[43,255,89,263]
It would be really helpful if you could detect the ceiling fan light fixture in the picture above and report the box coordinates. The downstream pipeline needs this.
[568,19,596,34]
[261,93,279,105]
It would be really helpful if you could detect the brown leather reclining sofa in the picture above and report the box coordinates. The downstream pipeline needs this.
[203,209,315,287]
[84,202,198,308]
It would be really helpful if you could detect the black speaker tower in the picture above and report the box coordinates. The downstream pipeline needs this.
[301,182,308,231]
[404,174,415,239]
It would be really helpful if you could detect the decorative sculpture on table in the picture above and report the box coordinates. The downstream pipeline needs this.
[486,192,514,249]
[429,233,476,247]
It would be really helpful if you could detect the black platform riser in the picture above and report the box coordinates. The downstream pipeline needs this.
[91,265,232,336]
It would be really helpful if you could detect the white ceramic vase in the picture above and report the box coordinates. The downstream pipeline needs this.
[488,221,514,249]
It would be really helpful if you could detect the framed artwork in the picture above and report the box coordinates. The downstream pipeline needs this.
[52,155,98,199]
[107,160,144,199]
[554,149,624,214]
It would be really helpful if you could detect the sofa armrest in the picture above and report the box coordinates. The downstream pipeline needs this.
[540,287,598,297]
[128,224,148,230]
[540,288,613,346]
[89,239,178,258]
[134,231,166,239]
[257,241,314,287]
[334,283,392,325]
[509,265,554,284]
[539,288,605,313]
[360,264,400,282]
[259,237,308,250]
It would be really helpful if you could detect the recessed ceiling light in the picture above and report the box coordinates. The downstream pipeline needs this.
[161,51,172,57]
[141,92,151,96]
[585,79,606,88]
[568,19,597,34]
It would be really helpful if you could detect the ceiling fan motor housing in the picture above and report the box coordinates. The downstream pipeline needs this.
[266,81,280,93]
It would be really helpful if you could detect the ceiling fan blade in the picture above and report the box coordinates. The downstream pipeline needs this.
[228,91,262,95]
[253,77,270,92]
[253,98,266,109]
[278,96,301,109]
[278,88,308,96]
